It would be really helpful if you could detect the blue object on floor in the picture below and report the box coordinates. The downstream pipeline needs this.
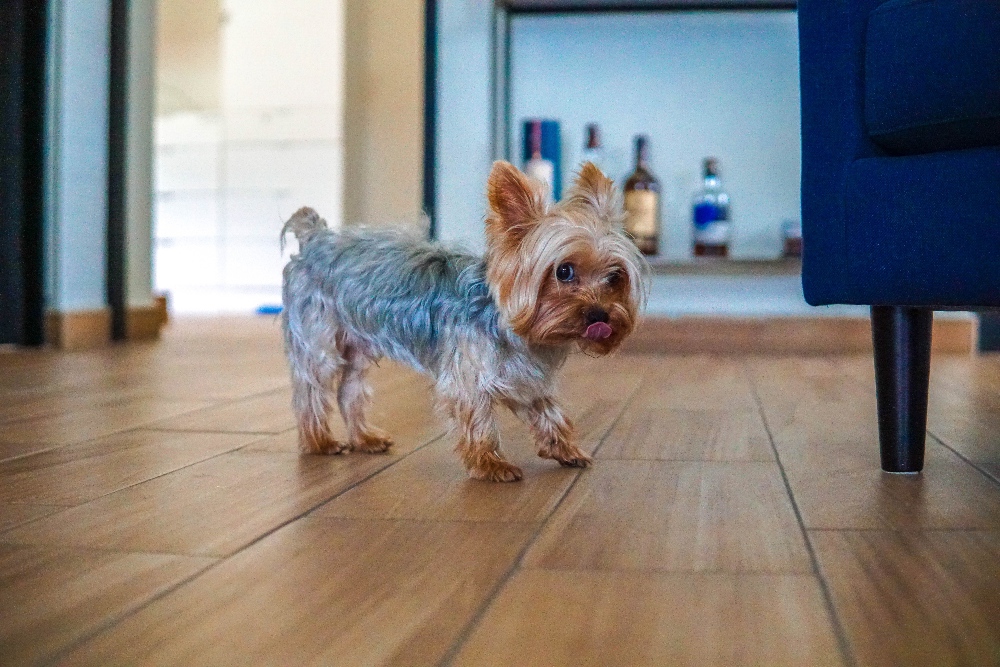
[256,305,283,315]
[798,0,1000,473]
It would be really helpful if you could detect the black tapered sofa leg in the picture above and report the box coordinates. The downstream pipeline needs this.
[870,306,933,473]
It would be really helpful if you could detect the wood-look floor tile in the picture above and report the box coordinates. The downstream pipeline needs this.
[523,460,811,573]
[0,543,214,666]
[646,355,760,411]
[598,405,774,461]
[931,355,1000,404]
[451,569,844,667]
[748,361,1000,530]
[0,397,212,447]
[812,530,1000,667]
[147,389,298,434]
[58,518,534,667]
[0,503,61,533]
[0,431,257,506]
[0,440,63,463]
[595,356,772,462]
[312,437,583,522]
[928,386,1000,483]
[0,451,400,557]
[147,363,417,435]
[314,363,640,523]
[775,400,1000,529]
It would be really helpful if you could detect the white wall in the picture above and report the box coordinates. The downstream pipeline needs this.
[434,0,495,253]
[127,0,157,309]
[45,0,110,312]
[154,0,344,313]
[509,11,801,261]
[343,0,424,228]
[435,9,801,261]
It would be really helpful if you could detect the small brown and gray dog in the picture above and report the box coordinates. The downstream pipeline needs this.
[280,161,647,482]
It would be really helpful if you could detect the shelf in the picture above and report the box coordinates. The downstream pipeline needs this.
[502,0,797,13]
[647,257,801,276]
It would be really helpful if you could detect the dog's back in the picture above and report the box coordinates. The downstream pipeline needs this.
[281,208,499,372]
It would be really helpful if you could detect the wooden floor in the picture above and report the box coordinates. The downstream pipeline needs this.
[2,317,1000,666]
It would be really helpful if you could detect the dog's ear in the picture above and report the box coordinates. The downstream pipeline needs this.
[563,162,619,225]
[486,161,548,245]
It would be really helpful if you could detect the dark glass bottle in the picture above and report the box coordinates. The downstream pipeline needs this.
[581,124,604,170]
[623,136,660,255]
[692,157,731,258]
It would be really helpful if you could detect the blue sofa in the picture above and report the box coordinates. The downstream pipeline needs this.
[798,0,1000,472]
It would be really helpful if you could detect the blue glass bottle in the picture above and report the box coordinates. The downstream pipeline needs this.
[692,158,731,258]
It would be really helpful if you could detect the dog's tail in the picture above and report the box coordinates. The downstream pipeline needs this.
[281,207,328,252]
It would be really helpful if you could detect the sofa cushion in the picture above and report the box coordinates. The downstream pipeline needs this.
[820,148,1000,307]
[864,0,1000,155]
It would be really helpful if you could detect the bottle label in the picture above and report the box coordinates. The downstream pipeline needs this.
[694,221,731,244]
[524,158,555,203]
[625,190,658,237]
[693,202,729,227]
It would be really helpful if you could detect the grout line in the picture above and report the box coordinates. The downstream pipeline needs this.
[515,564,818,576]
[42,430,447,664]
[140,427,286,435]
[437,368,648,667]
[806,527,1000,533]
[742,360,859,667]
[926,429,1000,488]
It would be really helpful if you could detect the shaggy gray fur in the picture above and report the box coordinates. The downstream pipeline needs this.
[281,210,565,402]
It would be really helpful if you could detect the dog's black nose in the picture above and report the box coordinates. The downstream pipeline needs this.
[585,307,609,325]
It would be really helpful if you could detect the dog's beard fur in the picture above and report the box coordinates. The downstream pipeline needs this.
[281,161,648,482]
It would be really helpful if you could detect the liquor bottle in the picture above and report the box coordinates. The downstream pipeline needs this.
[692,158,731,258]
[782,219,802,258]
[581,123,605,171]
[623,135,660,255]
[523,120,555,203]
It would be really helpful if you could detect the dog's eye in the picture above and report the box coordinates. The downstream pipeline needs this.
[555,262,575,282]
[606,269,622,286]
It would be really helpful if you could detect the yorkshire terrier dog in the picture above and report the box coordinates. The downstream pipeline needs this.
[281,161,647,482]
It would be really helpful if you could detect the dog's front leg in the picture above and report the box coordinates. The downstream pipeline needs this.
[509,396,592,468]
[444,394,523,482]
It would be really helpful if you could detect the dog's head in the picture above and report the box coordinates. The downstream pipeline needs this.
[484,161,648,355]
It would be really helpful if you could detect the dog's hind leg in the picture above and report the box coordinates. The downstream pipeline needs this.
[286,325,349,455]
[336,338,394,453]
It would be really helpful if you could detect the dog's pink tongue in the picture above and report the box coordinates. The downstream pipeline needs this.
[584,322,613,341]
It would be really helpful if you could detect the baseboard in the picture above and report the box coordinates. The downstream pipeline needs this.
[45,301,168,349]
[125,304,165,341]
[45,309,112,350]
[624,315,975,355]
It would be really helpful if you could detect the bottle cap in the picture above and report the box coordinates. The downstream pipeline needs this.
[703,157,719,178]
[635,135,650,163]
[528,120,543,158]
[585,124,601,149]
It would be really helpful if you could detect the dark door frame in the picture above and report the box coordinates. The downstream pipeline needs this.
[108,0,129,341]
[0,0,47,346]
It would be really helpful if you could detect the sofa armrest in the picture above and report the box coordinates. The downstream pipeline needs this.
[798,0,883,305]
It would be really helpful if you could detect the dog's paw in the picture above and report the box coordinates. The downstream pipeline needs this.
[351,432,394,454]
[557,453,592,468]
[299,433,350,455]
[313,440,351,455]
[539,443,593,468]
[468,455,524,483]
